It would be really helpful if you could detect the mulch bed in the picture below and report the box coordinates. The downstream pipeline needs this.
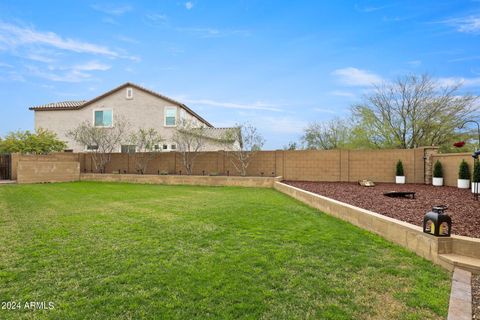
[474,274,480,319]
[283,181,480,239]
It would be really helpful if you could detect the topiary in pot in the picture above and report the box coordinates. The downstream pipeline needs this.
[395,160,405,184]
[457,159,470,189]
[473,160,480,193]
[432,160,443,186]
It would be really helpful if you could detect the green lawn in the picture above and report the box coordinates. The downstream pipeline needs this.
[0,182,450,319]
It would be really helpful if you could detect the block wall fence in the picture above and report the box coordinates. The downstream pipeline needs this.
[11,146,455,184]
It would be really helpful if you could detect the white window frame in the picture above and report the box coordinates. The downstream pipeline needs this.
[93,109,114,128]
[126,87,133,99]
[164,106,177,127]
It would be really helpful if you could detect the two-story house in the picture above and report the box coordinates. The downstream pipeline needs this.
[30,82,237,152]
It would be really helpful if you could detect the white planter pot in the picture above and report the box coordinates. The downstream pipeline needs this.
[457,179,470,189]
[472,182,480,194]
[395,176,405,184]
[432,177,443,187]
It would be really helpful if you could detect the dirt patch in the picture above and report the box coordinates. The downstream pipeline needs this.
[283,181,480,239]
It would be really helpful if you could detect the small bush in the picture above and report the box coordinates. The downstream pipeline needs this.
[458,160,470,180]
[473,160,480,183]
[396,160,404,176]
[433,160,443,178]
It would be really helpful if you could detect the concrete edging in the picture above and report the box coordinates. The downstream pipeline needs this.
[80,173,283,188]
[448,268,472,320]
[273,181,480,273]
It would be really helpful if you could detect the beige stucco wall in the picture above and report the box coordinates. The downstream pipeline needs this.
[34,86,224,152]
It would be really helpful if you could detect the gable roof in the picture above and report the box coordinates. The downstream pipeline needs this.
[29,82,213,127]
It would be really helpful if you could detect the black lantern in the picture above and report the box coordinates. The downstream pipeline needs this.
[423,205,451,237]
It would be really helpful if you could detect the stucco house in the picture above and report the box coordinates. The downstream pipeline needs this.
[30,82,238,153]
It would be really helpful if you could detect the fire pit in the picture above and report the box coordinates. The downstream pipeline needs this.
[383,191,416,199]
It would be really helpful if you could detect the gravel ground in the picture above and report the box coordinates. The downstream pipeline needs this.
[284,181,480,239]
[474,275,480,319]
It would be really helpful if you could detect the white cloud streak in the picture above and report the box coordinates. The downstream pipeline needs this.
[442,16,480,34]
[185,2,194,10]
[332,67,383,86]
[0,21,119,57]
[181,98,284,112]
[91,4,132,16]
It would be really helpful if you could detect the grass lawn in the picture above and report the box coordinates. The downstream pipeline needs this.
[0,182,450,319]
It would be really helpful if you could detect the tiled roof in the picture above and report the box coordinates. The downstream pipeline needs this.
[30,100,87,110]
[29,82,213,127]
[202,127,239,141]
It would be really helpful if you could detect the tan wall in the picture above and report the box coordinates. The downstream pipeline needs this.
[17,161,80,184]
[81,173,282,188]
[431,153,475,187]
[11,153,80,180]
[77,148,436,183]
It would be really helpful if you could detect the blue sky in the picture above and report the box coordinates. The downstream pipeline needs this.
[1,1,479,149]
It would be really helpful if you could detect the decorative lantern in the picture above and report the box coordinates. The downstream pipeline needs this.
[423,205,451,237]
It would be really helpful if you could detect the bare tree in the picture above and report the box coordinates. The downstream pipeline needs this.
[128,128,164,174]
[223,123,265,176]
[172,119,208,175]
[301,118,350,150]
[352,73,478,149]
[67,117,130,173]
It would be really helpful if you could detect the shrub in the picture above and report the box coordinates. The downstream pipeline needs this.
[396,160,404,176]
[473,160,480,183]
[0,129,66,154]
[458,160,470,180]
[433,160,443,178]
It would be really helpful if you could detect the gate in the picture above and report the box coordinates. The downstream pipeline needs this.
[0,154,11,180]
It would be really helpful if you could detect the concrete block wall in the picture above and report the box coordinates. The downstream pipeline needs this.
[431,153,475,187]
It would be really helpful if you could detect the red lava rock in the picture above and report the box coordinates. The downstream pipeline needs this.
[284,181,480,239]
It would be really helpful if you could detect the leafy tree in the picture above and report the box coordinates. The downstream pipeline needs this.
[0,129,66,154]
[458,159,470,180]
[283,141,298,150]
[67,117,130,173]
[396,160,404,176]
[352,73,478,149]
[301,118,350,150]
[222,123,265,176]
[128,128,164,174]
[172,119,209,175]
[433,160,443,178]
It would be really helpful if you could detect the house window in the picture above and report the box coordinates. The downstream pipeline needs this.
[94,110,113,127]
[121,145,136,153]
[163,144,168,150]
[164,107,177,126]
[154,144,161,151]
[126,87,133,99]
[86,145,98,151]
[171,144,176,150]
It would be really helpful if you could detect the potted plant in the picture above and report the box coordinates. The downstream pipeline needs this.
[432,160,443,186]
[395,160,405,184]
[458,159,470,189]
[473,160,480,193]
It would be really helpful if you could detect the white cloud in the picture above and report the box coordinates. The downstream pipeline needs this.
[185,2,194,10]
[91,4,132,16]
[437,76,480,87]
[28,60,111,83]
[407,60,422,67]
[330,90,355,98]
[177,27,250,38]
[145,13,168,24]
[442,16,480,34]
[332,67,383,86]
[258,116,306,134]
[181,98,284,112]
[0,21,119,57]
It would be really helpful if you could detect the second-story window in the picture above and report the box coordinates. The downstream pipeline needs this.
[94,110,113,127]
[164,107,177,126]
[126,87,133,99]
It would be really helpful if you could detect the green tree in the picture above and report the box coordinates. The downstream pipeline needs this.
[458,160,470,180]
[473,160,480,183]
[433,160,443,178]
[396,160,404,176]
[0,129,66,154]
[301,118,350,150]
[352,73,477,149]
